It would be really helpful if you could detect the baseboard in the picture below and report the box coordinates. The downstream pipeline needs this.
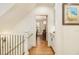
[50,46,55,55]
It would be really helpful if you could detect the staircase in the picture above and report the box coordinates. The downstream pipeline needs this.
[0,32,27,55]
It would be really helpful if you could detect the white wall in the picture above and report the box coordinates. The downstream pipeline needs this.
[55,3,64,54]
[12,10,36,50]
[55,3,79,54]
[47,7,55,46]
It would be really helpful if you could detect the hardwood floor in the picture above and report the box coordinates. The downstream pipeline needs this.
[29,35,55,55]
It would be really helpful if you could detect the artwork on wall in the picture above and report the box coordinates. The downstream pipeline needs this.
[63,3,79,25]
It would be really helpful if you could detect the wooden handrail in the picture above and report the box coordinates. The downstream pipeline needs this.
[0,33,25,55]
[6,40,25,55]
[27,33,33,38]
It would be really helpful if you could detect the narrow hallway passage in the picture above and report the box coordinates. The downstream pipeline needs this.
[29,35,55,55]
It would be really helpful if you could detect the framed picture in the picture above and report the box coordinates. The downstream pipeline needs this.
[62,3,79,25]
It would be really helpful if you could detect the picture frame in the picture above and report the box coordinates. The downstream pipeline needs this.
[62,3,79,25]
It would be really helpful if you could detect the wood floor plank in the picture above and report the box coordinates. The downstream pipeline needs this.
[29,35,55,55]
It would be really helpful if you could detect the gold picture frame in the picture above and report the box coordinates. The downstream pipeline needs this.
[63,3,79,25]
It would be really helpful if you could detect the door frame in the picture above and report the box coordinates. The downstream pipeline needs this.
[36,15,48,43]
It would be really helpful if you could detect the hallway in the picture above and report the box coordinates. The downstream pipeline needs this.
[29,35,55,55]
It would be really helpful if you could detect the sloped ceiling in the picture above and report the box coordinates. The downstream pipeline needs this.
[0,3,54,32]
[0,3,15,16]
[0,3,37,32]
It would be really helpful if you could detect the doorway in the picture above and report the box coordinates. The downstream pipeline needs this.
[36,15,47,43]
